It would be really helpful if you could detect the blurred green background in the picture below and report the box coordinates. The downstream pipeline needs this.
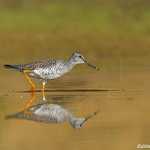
[0,0,149,70]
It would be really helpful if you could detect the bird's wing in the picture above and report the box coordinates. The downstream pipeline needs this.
[22,59,57,71]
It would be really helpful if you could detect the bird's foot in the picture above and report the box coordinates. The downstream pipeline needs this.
[42,96,47,101]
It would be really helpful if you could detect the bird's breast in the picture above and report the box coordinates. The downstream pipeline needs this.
[33,64,68,79]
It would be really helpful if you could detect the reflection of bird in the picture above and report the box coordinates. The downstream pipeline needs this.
[4,51,99,101]
[6,103,99,128]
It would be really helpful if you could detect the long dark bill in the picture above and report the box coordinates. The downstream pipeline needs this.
[83,59,100,70]
[81,110,99,127]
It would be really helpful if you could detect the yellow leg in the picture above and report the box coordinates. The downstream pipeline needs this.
[42,81,46,101]
[21,70,36,113]
[20,90,36,113]
[23,70,36,90]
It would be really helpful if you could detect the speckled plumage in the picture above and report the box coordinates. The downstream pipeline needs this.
[24,59,69,80]
[4,52,99,101]
[4,52,99,82]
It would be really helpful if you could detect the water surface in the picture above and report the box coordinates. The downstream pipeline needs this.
[0,53,149,150]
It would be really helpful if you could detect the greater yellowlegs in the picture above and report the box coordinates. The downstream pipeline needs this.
[4,51,99,101]
[6,103,99,128]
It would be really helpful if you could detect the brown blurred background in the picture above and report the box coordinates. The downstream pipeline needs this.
[0,1,150,150]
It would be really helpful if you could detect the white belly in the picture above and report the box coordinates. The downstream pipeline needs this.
[33,67,66,80]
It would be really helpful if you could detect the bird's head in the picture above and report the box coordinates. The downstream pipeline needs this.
[70,110,99,129]
[70,118,86,128]
[71,51,85,64]
[70,51,99,70]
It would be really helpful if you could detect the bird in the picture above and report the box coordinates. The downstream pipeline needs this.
[4,51,99,103]
[6,103,99,128]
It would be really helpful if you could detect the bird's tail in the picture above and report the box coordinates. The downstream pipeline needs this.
[5,112,22,120]
[4,64,22,71]
[5,111,33,120]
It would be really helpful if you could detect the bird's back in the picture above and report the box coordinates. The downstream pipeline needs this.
[22,59,59,70]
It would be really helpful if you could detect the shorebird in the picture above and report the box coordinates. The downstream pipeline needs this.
[6,103,99,128]
[4,51,99,101]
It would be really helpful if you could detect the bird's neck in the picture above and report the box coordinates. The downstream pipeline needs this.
[68,115,78,127]
[64,58,76,71]
[68,114,85,126]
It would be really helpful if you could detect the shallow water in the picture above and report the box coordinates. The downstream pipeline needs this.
[0,49,150,150]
